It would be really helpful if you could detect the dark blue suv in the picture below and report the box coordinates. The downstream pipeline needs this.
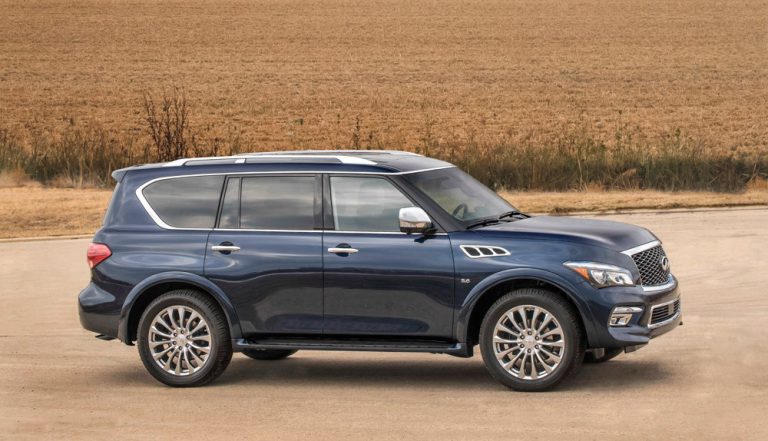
[79,150,681,390]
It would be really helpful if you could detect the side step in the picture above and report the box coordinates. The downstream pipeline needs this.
[234,338,470,356]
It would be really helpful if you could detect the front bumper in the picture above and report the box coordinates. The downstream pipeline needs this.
[582,275,682,349]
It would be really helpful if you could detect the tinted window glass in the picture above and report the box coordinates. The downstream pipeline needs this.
[218,178,240,229]
[330,177,413,232]
[240,176,316,230]
[404,167,513,222]
[142,176,224,228]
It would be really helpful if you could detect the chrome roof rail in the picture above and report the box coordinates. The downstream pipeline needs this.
[162,154,377,167]
[237,150,422,157]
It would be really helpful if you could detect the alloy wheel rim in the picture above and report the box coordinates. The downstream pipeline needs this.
[149,305,212,376]
[492,305,565,380]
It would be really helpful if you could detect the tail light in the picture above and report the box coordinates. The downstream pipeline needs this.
[87,243,112,269]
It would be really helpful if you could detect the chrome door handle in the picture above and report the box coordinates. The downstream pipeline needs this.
[211,245,241,252]
[327,247,358,254]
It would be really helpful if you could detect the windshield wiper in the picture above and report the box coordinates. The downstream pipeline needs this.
[498,210,528,220]
[465,218,502,230]
[466,210,529,230]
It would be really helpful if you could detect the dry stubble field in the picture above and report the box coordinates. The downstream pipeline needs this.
[1,0,766,150]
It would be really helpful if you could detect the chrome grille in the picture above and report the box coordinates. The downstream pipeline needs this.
[649,298,681,327]
[631,245,670,286]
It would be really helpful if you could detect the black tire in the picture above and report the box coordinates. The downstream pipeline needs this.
[584,347,623,363]
[137,289,232,387]
[479,288,585,392]
[242,349,298,360]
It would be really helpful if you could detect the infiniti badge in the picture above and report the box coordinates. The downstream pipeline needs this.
[660,256,670,272]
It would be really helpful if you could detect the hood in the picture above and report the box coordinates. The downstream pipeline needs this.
[477,216,657,252]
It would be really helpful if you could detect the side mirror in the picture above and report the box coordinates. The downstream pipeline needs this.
[399,207,433,234]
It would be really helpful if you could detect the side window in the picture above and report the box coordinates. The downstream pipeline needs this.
[239,176,316,230]
[330,176,413,232]
[142,176,224,228]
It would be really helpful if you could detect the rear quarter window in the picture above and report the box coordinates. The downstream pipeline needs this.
[141,176,225,228]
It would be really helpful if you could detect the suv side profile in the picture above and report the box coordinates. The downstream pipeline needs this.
[79,150,681,391]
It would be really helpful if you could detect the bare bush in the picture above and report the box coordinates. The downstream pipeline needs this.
[143,87,194,162]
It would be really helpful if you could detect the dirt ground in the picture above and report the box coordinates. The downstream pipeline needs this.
[0,208,766,440]
[1,185,766,239]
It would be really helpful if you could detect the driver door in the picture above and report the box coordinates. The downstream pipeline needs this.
[322,175,455,338]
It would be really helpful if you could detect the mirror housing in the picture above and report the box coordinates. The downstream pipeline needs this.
[399,207,433,234]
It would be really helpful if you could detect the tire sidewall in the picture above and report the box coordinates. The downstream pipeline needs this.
[137,291,230,387]
[479,289,584,392]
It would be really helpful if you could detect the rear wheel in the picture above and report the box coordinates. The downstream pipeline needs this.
[137,289,232,387]
[479,288,585,392]
[242,349,297,360]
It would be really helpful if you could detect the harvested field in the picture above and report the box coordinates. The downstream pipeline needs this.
[0,0,766,151]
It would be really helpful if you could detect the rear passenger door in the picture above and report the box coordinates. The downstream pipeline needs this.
[204,174,324,336]
[322,175,455,338]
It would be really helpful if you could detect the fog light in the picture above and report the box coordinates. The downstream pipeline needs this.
[609,306,643,327]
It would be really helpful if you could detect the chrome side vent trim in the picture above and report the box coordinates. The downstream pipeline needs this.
[460,245,511,259]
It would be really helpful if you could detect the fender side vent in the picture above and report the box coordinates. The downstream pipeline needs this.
[460,245,511,259]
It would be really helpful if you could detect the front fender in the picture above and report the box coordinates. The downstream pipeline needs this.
[117,271,242,343]
[455,268,598,346]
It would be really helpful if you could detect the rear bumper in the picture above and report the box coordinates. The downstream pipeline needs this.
[582,275,682,349]
[78,283,121,339]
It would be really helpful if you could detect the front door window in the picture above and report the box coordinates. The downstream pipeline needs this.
[329,176,413,232]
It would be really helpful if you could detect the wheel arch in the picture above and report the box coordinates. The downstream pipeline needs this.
[118,272,242,344]
[457,269,597,348]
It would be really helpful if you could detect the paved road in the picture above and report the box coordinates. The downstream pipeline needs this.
[1,209,767,440]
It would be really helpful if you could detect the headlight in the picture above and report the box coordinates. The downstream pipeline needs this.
[564,261,635,288]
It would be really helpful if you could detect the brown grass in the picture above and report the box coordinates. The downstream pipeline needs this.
[1,187,765,239]
[0,188,110,239]
[503,189,768,214]
[1,0,766,151]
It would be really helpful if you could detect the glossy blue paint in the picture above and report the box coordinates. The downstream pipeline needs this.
[117,271,243,342]
[205,230,324,335]
[78,151,681,356]
[322,232,455,337]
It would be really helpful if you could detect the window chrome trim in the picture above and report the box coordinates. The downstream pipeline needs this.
[210,228,447,235]
[135,169,455,231]
[621,240,661,256]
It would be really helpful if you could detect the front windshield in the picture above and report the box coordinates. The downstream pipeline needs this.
[405,167,515,222]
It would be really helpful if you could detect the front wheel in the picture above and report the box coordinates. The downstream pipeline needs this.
[479,288,585,392]
[137,289,232,387]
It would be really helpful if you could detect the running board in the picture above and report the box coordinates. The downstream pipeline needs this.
[234,338,470,356]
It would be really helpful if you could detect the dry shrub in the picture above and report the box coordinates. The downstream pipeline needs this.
[0,169,40,188]
[0,94,765,192]
[143,87,193,162]
[747,176,768,190]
